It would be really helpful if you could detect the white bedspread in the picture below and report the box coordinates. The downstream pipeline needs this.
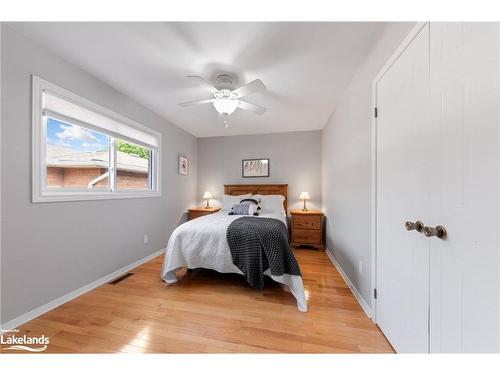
[161,211,308,312]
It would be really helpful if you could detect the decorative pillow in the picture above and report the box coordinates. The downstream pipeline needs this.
[252,194,285,214]
[239,198,260,206]
[228,204,259,216]
[221,194,252,210]
[247,204,259,215]
[239,198,261,211]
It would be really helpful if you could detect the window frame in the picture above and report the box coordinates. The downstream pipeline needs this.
[32,76,162,203]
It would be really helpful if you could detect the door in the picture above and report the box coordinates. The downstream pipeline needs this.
[376,24,431,353]
[429,23,500,352]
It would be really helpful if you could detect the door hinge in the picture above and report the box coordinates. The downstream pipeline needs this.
[374,107,378,118]
[373,288,377,299]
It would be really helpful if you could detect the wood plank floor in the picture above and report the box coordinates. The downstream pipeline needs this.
[1,249,394,353]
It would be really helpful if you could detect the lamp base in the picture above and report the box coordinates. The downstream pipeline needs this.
[302,199,308,212]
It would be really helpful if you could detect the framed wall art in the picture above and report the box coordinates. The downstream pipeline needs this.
[178,155,188,175]
[242,158,269,178]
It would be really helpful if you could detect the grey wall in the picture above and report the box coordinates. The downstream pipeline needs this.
[321,22,415,306]
[197,131,321,211]
[0,25,198,324]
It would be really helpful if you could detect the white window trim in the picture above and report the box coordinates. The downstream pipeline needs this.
[32,75,162,203]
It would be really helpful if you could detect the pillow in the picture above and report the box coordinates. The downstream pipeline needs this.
[240,198,260,206]
[222,194,252,210]
[253,194,285,214]
[228,204,259,216]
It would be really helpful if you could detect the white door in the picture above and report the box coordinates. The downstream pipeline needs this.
[376,24,431,353]
[428,23,500,352]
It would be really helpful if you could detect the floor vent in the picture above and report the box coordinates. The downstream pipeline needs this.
[108,272,134,285]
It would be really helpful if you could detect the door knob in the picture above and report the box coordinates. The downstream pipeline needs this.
[405,220,424,232]
[423,225,447,239]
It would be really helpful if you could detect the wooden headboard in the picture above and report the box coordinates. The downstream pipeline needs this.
[224,184,288,212]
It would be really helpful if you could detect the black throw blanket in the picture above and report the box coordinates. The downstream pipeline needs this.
[226,217,301,290]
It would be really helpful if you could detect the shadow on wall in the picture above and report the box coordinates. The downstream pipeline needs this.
[324,215,361,286]
[177,211,189,226]
[323,215,332,251]
[323,215,329,249]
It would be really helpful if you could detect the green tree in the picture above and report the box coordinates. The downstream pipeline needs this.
[116,140,149,159]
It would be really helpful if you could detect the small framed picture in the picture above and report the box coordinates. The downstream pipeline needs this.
[242,158,269,178]
[178,155,188,175]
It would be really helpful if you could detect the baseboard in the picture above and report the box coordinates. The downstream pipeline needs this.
[325,248,372,319]
[0,249,165,331]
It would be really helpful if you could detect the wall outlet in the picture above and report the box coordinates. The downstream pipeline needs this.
[358,260,363,275]
[143,234,149,244]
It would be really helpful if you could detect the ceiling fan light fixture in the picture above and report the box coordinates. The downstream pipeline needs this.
[213,98,239,115]
[179,75,267,125]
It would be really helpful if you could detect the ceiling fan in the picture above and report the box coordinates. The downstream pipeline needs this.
[178,73,267,127]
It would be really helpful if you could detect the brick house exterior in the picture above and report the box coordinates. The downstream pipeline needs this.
[46,145,149,189]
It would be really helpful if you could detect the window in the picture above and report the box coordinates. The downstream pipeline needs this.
[33,76,161,202]
[115,139,152,190]
[46,118,111,189]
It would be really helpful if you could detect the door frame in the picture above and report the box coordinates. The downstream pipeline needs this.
[370,22,428,324]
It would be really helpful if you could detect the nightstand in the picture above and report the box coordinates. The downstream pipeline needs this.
[187,207,221,220]
[290,209,324,251]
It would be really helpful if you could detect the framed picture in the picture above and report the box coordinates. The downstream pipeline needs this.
[242,158,270,178]
[178,155,188,175]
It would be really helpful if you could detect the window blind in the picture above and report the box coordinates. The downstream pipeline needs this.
[42,89,159,148]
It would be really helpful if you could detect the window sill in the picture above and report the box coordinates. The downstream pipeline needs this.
[33,190,161,203]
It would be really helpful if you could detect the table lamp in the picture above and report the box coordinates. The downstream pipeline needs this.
[203,191,213,209]
[299,192,311,211]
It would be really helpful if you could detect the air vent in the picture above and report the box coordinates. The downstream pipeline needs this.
[108,272,134,285]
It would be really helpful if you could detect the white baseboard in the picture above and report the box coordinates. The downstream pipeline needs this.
[325,248,372,319]
[0,249,165,331]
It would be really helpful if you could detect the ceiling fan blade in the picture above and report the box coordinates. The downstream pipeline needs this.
[186,75,219,94]
[238,100,267,115]
[178,98,215,107]
[232,79,266,98]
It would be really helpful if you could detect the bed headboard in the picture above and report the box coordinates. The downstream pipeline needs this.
[224,184,288,212]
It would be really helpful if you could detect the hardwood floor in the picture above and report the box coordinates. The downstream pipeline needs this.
[1,249,394,353]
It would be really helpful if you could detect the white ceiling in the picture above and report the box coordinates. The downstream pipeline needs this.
[10,22,389,137]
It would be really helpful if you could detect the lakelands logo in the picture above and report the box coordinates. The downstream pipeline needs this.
[1,329,50,352]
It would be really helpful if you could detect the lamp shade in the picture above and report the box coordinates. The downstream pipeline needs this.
[299,192,311,200]
[203,191,213,199]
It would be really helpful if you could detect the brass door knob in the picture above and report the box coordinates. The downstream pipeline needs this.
[423,225,447,239]
[405,220,424,232]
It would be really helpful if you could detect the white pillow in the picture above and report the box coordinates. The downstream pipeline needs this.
[253,194,285,214]
[221,194,252,210]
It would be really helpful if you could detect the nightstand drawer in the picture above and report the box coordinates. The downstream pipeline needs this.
[189,211,210,220]
[292,229,322,244]
[293,215,321,230]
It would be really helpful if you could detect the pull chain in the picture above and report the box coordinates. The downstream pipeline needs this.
[222,113,230,128]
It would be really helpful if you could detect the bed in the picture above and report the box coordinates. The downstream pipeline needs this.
[160,184,307,312]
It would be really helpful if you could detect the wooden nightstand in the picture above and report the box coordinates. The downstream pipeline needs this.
[290,209,324,251]
[187,207,221,220]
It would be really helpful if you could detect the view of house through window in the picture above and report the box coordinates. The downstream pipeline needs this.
[115,139,151,190]
[46,118,110,189]
[46,119,152,191]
